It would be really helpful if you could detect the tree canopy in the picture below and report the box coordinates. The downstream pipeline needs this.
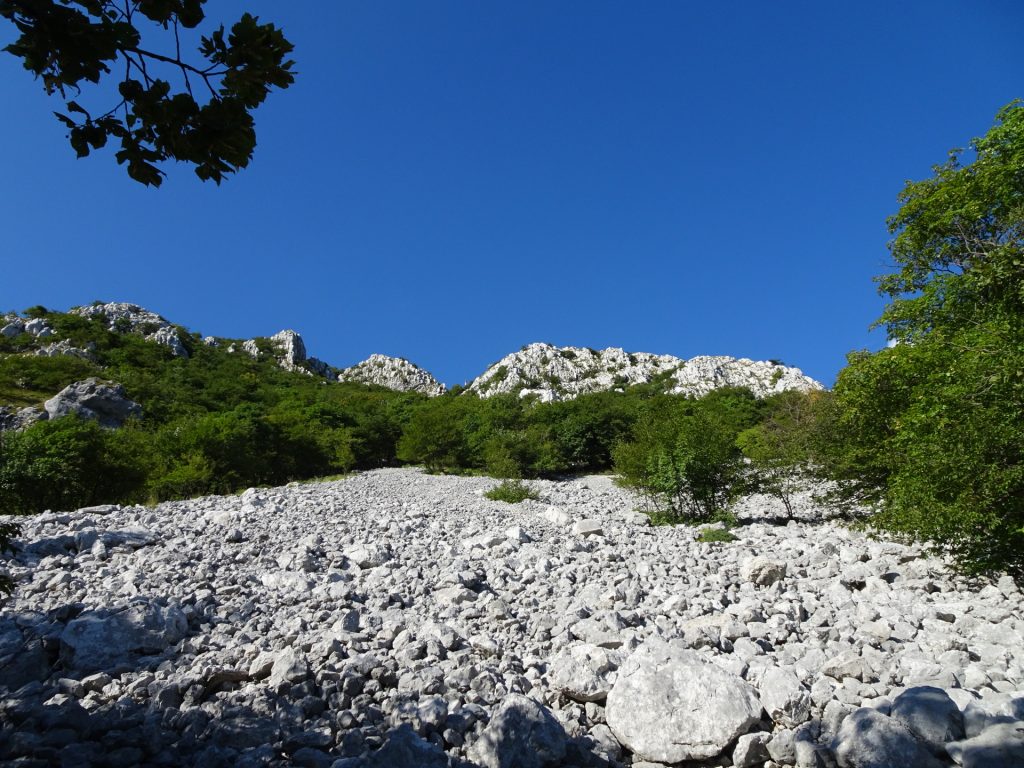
[831,101,1024,576]
[1,0,294,185]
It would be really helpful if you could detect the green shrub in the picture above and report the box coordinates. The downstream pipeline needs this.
[0,416,148,514]
[615,394,752,522]
[484,479,539,503]
[697,527,738,543]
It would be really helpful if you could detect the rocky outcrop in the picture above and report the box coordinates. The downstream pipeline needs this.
[34,339,97,361]
[2,469,1019,767]
[467,342,823,401]
[237,329,336,379]
[70,302,188,358]
[43,378,142,428]
[338,354,445,396]
[1,315,54,339]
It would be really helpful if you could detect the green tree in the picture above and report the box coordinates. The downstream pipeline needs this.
[738,391,822,518]
[614,394,752,522]
[1,0,294,185]
[833,102,1024,576]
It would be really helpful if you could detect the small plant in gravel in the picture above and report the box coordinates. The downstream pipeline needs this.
[485,479,539,503]
[697,527,738,543]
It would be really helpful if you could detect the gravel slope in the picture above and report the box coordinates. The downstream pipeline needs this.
[0,469,1021,767]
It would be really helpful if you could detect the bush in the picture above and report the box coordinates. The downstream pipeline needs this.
[484,479,539,503]
[697,527,738,543]
[0,416,148,515]
[615,394,753,522]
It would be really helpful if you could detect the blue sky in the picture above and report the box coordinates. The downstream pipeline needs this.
[2,2,1021,387]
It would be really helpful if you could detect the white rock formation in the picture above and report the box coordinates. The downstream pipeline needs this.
[467,342,823,401]
[338,354,445,396]
[238,329,335,379]
[70,302,188,358]
[43,378,142,428]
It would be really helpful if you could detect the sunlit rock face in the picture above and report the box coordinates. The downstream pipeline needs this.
[70,302,188,358]
[466,342,823,401]
[338,353,446,396]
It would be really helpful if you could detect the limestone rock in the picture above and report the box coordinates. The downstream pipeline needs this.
[0,405,47,432]
[470,693,566,768]
[70,302,188,357]
[759,666,812,726]
[338,353,445,396]
[832,707,944,768]
[548,643,622,702]
[34,339,96,361]
[889,685,965,755]
[466,342,822,402]
[44,378,142,428]
[741,556,788,587]
[60,600,188,671]
[606,638,763,762]
[946,722,1024,768]
[363,723,451,767]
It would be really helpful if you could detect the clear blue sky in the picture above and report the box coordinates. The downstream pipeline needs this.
[2,2,1021,387]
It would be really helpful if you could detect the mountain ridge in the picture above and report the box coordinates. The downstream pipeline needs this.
[2,303,824,402]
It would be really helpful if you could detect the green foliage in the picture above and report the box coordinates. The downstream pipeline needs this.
[738,390,823,517]
[614,390,759,522]
[696,526,738,543]
[830,102,1024,576]
[1,1,294,185]
[484,479,539,504]
[0,416,148,515]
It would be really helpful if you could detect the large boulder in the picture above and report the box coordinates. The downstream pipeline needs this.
[605,638,763,762]
[44,378,142,428]
[832,707,944,768]
[60,600,188,672]
[890,685,965,754]
[470,693,566,768]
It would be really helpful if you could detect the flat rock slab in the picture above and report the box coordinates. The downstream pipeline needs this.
[606,638,763,762]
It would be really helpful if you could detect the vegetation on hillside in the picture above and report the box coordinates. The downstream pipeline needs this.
[1,105,1022,580]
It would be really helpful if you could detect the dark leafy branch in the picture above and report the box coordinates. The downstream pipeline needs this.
[0,0,295,186]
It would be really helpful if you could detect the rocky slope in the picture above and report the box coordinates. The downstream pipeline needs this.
[71,303,189,359]
[467,343,823,402]
[338,355,446,397]
[1,470,1020,767]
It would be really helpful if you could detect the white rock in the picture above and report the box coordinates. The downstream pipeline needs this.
[606,638,763,762]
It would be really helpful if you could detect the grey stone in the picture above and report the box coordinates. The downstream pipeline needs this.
[44,378,142,428]
[471,693,566,768]
[60,600,187,671]
[605,638,762,762]
[890,685,965,755]
[572,519,604,537]
[832,707,944,768]
[946,722,1024,768]
[732,731,771,767]
[760,666,812,726]
[548,643,621,702]
[741,556,788,587]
